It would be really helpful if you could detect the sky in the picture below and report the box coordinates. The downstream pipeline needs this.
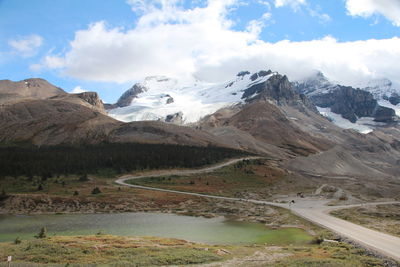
[1,0,400,103]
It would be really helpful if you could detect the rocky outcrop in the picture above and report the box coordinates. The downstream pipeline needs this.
[75,91,106,114]
[49,91,107,114]
[310,86,397,123]
[242,74,318,113]
[115,83,147,108]
[236,71,250,77]
[165,95,174,104]
[249,70,272,81]
[165,112,183,124]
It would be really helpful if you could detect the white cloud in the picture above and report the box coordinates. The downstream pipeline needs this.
[71,86,87,94]
[194,36,400,87]
[345,0,400,26]
[29,54,65,72]
[38,0,400,87]
[29,63,42,72]
[246,12,272,36]
[274,0,306,10]
[42,55,65,69]
[8,34,43,57]
[308,6,331,24]
[258,0,271,10]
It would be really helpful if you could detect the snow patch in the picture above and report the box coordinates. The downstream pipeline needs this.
[378,100,400,117]
[317,107,384,134]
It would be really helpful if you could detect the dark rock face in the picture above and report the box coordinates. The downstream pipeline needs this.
[294,72,399,124]
[250,73,259,81]
[242,74,318,113]
[389,93,400,106]
[310,86,397,123]
[165,95,174,104]
[374,106,397,123]
[237,71,250,77]
[115,83,147,108]
[249,70,273,82]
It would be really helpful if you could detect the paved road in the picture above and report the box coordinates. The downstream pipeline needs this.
[115,158,400,262]
[287,198,400,261]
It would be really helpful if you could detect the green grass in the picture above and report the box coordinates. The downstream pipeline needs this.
[0,235,388,267]
[0,235,224,266]
[128,159,285,197]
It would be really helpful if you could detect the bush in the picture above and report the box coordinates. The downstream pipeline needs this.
[310,235,324,244]
[91,187,102,194]
[14,237,22,244]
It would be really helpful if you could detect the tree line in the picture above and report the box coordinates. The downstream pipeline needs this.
[0,142,248,178]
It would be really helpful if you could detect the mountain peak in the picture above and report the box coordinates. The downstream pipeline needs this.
[0,78,66,102]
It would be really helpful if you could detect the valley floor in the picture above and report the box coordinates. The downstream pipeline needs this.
[0,158,399,266]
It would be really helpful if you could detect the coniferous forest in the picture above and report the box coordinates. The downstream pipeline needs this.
[0,143,248,178]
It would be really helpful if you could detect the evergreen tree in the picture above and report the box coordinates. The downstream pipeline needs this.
[35,227,47,239]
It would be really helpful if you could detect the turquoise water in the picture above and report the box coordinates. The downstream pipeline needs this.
[0,212,312,245]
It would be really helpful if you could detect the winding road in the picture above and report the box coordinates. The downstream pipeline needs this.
[115,157,400,262]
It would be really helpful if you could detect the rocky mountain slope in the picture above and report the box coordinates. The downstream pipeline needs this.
[0,78,66,104]
[0,79,233,147]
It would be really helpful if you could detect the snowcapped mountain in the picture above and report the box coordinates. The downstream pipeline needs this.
[294,72,399,133]
[295,71,336,96]
[356,78,400,100]
[107,69,399,134]
[108,70,277,124]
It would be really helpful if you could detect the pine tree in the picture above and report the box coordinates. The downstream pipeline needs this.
[35,227,47,239]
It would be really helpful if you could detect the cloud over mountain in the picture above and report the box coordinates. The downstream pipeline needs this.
[38,0,400,87]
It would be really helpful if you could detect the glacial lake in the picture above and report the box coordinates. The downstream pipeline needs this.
[0,212,312,245]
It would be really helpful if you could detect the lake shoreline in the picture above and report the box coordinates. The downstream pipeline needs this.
[0,193,304,228]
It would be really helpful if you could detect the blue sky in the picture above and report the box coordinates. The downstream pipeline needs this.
[1,0,400,103]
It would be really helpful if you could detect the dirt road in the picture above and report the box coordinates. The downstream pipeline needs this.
[115,158,400,262]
